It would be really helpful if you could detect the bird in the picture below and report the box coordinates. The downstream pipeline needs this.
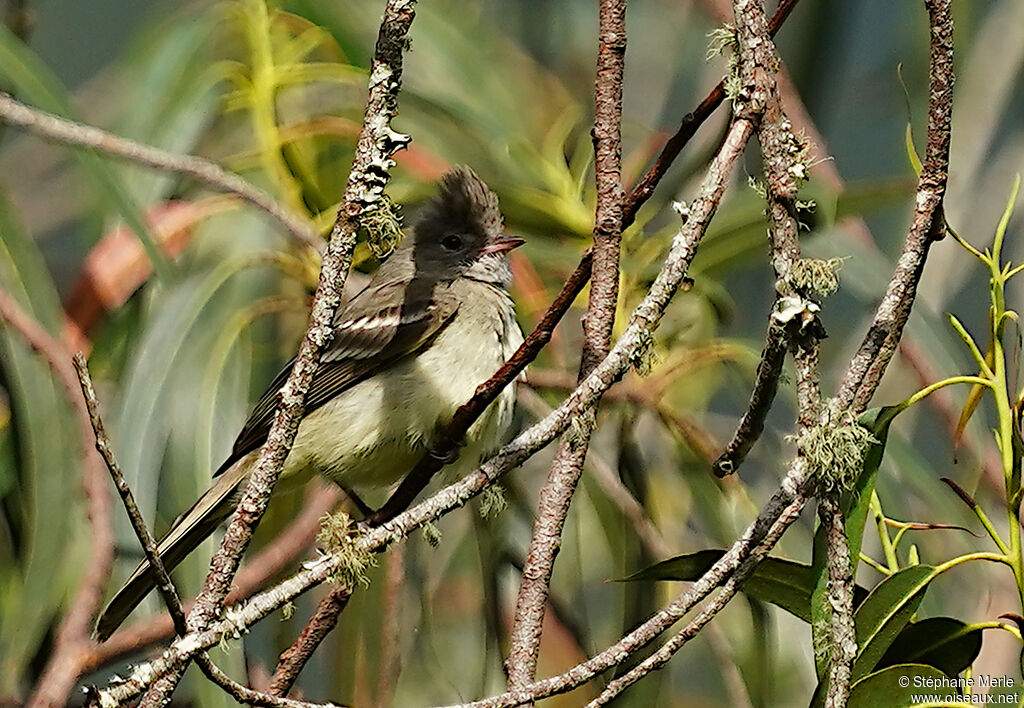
[95,167,525,641]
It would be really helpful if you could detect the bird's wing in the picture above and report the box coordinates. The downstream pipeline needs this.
[214,281,459,476]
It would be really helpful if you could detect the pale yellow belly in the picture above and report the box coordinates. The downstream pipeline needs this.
[281,290,523,492]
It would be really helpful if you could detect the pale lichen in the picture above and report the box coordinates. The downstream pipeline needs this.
[479,484,508,518]
[790,258,843,297]
[797,416,876,493]
[318,511,375,587]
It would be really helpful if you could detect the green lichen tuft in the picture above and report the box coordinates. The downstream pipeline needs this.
[318,511,376,587]
[479,484,508,518]
[790,258,843,297]
[798,417,876,493]
[422,520,442,547]
[706,25,742,102]
[357,195,404,258]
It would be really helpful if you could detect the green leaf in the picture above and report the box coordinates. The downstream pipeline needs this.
[877,617,983,677]
[853,565,936,682]
[0,190,80,693]
[618,549,868,624]
[847,664,949,708]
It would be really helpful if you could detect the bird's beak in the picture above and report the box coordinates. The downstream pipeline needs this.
[482,236,526,255]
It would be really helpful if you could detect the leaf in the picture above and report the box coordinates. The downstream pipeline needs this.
[953,344,994,458]
[618,549,868,624]
[852,565,937,681]
[847,664,949,708]
[877,617,984,677]
[0,190,80,693]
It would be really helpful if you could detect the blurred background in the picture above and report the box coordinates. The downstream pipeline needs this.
[0,0,1022,705]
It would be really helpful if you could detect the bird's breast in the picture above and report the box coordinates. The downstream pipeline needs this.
[285,284,523,492]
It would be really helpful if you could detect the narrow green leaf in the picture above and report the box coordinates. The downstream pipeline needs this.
[853,565,937,681]
[618,549,868,624]
[877,617,984,677]
[847,664,949,708]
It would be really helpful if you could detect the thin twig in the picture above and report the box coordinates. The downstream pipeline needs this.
[73,354,188,635]
[75,355,305,708]
[835,0,955,413]
[0,92,321,251]
[267,587,352,697]
[0,287,114,708]
[712,320,788,476]
[505,0,627,687]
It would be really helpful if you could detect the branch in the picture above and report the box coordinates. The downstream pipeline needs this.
[130,2,419,706]
[0,286,114,708]
[266,587,352,697]
[0,92,321,251]
[712,320,788,476]
[79,485,342,675]
[621,0,799,228]
[73,354,188,634]
[74,356,310,708]
[835,0,955,413]
[505,0,626,687]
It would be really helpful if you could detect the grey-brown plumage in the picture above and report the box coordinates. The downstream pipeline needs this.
[95,168,524,641]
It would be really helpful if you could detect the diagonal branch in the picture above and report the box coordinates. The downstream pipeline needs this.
[74,355,311,708]
[0,92,321,251]
[835,0,955,413]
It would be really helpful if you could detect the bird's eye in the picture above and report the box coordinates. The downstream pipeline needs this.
[441,234,464,252]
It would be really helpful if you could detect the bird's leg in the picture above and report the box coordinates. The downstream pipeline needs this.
[338,485,375,520]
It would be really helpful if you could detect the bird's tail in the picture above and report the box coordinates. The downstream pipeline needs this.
[94,463,249,641]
